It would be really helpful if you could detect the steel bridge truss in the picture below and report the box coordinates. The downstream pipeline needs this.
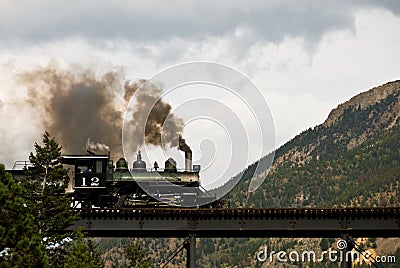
[68,207,400,268]
[71,207,400,238]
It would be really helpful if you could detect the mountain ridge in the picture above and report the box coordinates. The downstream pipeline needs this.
[223,79,400,209]
[324,80,400,127]
[272,80,399,169]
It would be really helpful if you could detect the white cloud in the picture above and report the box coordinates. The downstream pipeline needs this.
[237,8,400,146]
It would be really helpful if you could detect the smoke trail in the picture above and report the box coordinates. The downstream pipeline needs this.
[123,79,143,103]
[124,79,190,153]
[86,138,110,152]
[178,135,192,153]
[18,64,124,157]
[14,63,190,159]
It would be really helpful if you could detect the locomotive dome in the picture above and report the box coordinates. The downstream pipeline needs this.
[132,151,147,172]
[116,157,129,172]
[164,157,177,172]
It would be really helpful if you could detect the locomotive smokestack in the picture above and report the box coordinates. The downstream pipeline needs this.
[179,135,192,172]
[185,151,192,172]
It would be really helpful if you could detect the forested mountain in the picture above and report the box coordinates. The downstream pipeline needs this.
[225,80,400,209]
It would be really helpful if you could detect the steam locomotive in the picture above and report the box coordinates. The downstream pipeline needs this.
[60,150,223,208]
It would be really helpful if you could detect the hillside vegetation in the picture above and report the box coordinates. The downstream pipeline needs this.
[226,80,400,209]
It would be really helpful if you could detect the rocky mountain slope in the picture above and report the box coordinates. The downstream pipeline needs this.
[225,80,400,209]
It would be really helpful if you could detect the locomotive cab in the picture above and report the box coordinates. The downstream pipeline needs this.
[61,155,111,189]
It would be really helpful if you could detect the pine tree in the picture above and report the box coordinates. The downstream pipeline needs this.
[22,132,78,266]
[1,133,109,267]
[0,163,47,267]
[124,240,151,268]
[63,230,104,268]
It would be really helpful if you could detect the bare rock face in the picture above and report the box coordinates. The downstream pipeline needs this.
[324,80,400,127]
[268,80,400,172]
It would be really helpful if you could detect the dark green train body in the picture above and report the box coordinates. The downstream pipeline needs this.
[60,152,221,208]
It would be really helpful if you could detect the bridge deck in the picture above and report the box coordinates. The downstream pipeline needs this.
[70,207,400,238]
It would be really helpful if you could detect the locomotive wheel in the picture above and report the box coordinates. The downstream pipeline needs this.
[115,195,128,208]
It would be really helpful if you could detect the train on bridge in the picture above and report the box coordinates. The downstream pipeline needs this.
[9,148,225,209]
[61,150,225,208]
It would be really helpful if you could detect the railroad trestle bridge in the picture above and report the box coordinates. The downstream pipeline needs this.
[68,207,400,267]
[72,207,400,237]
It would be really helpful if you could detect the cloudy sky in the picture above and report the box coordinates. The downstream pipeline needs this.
[0,1,399,188]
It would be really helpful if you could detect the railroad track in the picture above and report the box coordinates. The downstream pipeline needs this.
[76,207,400,219]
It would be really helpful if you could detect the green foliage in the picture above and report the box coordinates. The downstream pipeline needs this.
[19,132,78,266]
[63,230,104,268]
[0,163,47,267]
[0,132,88,267]
[225,92,400,208]
[124,241,151,268]
[200,238,215,255]
[1,132,107,267]
[387,247,400,268]
[319,238,329,251]
[23,132,76,236]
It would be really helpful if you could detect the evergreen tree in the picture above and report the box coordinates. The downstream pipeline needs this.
[1,133,110,267]
[124,241,151,268]
[0,163,47,267]
[63,230,104,268]
[22,132,78,266]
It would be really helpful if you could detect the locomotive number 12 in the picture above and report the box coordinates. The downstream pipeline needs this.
[81,177,100,187]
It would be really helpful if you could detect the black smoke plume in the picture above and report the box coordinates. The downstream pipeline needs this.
[124,79,191,154]
[178,135,192,153]
[17,63,190,158]
[20,65,124,157]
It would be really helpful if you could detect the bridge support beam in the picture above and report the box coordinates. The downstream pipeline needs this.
[185,234,196,268]
[340,234,353,268]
